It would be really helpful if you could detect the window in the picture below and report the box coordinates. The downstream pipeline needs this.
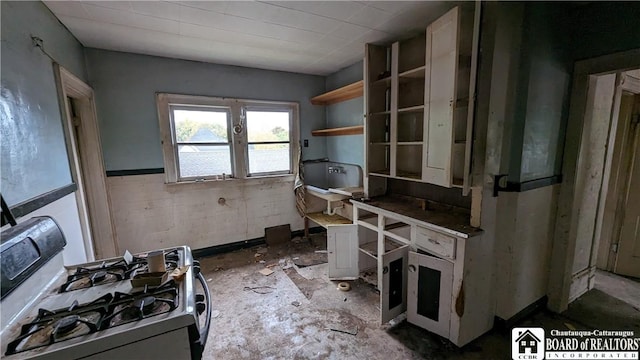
[157,93,299,183]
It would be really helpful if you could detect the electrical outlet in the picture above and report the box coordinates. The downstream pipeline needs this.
[303,139,308,147]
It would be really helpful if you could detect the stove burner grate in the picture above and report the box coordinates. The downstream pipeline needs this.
[4,294,112,355]
[103,280,178,328]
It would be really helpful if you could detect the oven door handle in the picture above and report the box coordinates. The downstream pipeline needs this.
[196,272,212,349]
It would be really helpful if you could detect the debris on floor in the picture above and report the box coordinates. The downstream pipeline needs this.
[337,282,351,291]
[259,268,274,276]
[327,326,358,336]
[243,286,275,294]
[291,301,301,307]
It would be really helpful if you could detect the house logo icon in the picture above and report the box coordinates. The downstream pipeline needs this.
[512,327,545,359]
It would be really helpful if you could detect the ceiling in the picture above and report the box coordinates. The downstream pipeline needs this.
[44,1,453,76]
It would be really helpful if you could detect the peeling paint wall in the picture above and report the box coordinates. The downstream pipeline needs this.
[0,1,88,264]
[107,174,303,253]
[85,49,324,250]
[0,1,86,205]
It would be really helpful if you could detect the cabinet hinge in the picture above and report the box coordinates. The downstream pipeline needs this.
[611,243,619,253]
[72,116,81,127]
[631,114,639,125]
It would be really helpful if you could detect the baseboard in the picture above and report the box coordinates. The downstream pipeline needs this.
[493,296,548,331]
[192,226,324,258]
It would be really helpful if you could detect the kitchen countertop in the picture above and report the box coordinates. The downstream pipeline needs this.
[351,195,482,238]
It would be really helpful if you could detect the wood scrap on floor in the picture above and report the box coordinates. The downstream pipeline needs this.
[259,268,274,276]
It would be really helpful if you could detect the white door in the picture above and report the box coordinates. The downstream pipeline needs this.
[423,6,460,187]
[614,110,640,277]
[327,224,359,280]
[381,245,409,323]
[407,251,453,339]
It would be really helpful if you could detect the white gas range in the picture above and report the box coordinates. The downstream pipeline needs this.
[0,216,212,360]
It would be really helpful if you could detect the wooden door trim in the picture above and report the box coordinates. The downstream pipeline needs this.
[547,48,640,313]
[55,64,118,260]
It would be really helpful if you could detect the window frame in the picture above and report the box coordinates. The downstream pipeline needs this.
[156,93,299,184]
[243,105,294,177]
[169,104,233,182]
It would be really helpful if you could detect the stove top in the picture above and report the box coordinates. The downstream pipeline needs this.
[59,249,179,293]
[0,246,200,360]
[5,281,181,355]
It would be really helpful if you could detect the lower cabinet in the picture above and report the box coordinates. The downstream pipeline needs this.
[407,251,453,338]
[327,201,494,347]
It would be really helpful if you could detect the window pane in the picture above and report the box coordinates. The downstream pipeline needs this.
[173,108,229,143]
[178,145,231,178]
[248,144,290,174]
[246,111,290,142]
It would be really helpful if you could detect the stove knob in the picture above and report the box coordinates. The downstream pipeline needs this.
[196,301,206,315]
[193,260,201,275]
[196,294,205,302]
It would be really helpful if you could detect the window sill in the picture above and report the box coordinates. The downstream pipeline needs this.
[165,173,295,187]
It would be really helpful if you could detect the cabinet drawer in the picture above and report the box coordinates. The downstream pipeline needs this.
[415,226,456,260]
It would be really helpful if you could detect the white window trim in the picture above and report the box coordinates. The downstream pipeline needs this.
[156,93,300,184]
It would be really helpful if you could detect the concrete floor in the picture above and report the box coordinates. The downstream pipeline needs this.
[198,233,639,359]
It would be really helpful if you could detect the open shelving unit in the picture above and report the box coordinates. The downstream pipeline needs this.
[309,80,365,136]
[364,5,475,194]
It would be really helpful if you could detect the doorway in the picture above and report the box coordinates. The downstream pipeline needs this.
[55,64,118,260]
[548,49,640,313]
[597,79,640,278]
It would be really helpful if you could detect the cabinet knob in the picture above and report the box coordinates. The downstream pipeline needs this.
[383,266,389,274]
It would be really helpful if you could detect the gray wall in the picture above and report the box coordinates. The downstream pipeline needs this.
[325,61,364,167]
[0,1,87,205]
[509,2,572,182]
[84,49,326,171]
[569,2,640,62]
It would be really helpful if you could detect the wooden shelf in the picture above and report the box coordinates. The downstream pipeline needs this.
[370,110,391,116]
[372,76,391,87]
[306,212,351,229]
[310,80,364,105]
[398,105,425,113]
[399,66,426,79]
[311,125,363,136]
[397,142,423,146]
[359,238,403,258]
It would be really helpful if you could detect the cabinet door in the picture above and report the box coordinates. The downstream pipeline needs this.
[327,224,359,280]
[381,245,409,323]
[423,6,460,187]
[407,251,453,338]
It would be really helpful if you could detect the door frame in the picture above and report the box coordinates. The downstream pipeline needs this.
[597,85,640,272]
[54,64,118,260]
[547,48,640,313]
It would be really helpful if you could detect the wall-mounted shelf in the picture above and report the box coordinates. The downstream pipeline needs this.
[310,80,364,105]
[311,125,364,136]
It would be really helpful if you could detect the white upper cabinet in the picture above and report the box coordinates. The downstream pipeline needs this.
[364,6,476,192]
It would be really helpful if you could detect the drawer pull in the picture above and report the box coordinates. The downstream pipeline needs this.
[428,238,440,245]
[408,265,416,272]
[383,266,389,274]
